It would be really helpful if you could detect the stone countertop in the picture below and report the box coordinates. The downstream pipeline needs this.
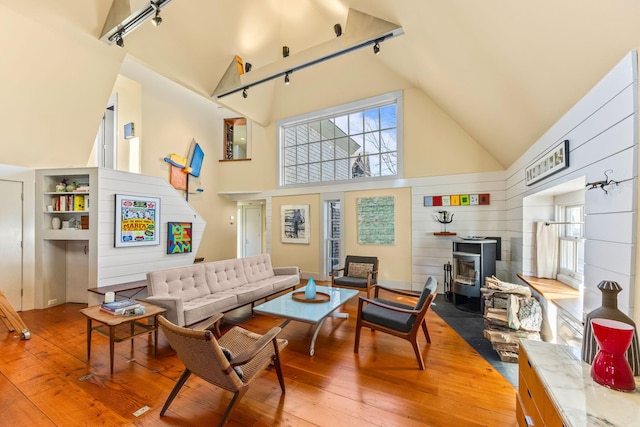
[521,339,640,427]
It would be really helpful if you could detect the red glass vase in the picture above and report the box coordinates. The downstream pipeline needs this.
[591,318,636,392]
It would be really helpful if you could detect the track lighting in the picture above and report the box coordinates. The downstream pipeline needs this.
[212,9,404,99]
[101,0,173,46]
[242,88,248,98]
[151,1,162,26]
[244,62,252,73]
[115,32,124,48]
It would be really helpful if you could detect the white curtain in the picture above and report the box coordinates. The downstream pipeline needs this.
[535,222,558,278]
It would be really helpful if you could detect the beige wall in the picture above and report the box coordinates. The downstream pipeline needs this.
[344,187,412,284]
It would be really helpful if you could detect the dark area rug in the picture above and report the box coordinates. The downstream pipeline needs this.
[431,294,518,387]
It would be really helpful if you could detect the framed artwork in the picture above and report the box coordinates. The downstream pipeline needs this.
[525,139,569,186]
[114,194,160,247]
[357,196,395,245]
[167,222,192,254]
[281,204,309,244]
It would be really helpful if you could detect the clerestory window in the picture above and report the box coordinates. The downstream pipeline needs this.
[277,91,402,187]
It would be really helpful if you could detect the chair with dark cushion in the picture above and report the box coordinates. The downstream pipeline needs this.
[331,255,379,298]
[354,276,437,370]
[158,313,287,426]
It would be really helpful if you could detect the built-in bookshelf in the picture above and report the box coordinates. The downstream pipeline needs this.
[39,171,92,240]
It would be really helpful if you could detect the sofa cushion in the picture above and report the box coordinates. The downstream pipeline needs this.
[242,254,276,282]
[221,282,275,305]
[205,259,248,292]
[182,293,238,326]
[147,264,209,301]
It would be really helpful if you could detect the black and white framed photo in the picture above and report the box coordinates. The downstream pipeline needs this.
[281,204,309,244]
[115,194,160,247]
[525,139,569,186]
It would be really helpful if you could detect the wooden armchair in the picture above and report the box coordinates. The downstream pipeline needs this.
[354,276,437,370]
[158,313,287,426]
[331,255,379,298]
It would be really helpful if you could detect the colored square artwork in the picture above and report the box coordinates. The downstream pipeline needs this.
[450,195,460,206]
[470,195,479,205]
[441,195,450,206]
[460,194,470,205]
[432,195,442,206]
[479,193,491,205]
[167,222,192,254]
[424,196,433,207]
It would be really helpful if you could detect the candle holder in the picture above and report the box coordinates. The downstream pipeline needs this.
[591,318,636,392]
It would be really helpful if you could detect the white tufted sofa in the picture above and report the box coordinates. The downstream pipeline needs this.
[145,254,299,326]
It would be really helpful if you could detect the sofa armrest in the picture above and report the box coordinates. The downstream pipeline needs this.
[273,266,300,277]
[144,295,185,326]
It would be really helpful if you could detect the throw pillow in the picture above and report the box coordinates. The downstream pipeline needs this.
[348,262,373,278]
[221,347,244,380]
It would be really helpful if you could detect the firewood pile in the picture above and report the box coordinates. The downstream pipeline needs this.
[481,276,542,362]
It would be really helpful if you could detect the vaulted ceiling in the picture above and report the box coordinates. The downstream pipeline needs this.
[14,1,640,167]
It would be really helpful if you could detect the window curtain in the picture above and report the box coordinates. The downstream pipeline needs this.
[535,222,558,278]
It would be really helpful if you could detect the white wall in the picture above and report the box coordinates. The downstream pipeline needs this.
[411,171,507,293]
[96,169,206,286]
[505,51,638,322]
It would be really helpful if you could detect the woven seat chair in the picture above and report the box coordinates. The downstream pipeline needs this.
[158,313,287,426]
[354,276,437,370]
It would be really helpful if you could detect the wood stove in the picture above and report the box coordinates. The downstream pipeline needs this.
[452,239,497,312]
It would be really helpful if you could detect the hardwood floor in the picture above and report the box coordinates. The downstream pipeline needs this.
[0,290,517,426]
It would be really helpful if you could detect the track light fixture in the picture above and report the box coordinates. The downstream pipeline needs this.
[115,32,125,48]
[244,62,252,73]
[151,2,162,26]
[212,9,404,99]
[242,88,248,98]
[101,0,173,46]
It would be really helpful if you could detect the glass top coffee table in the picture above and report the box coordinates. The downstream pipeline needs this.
[254,285,358,356]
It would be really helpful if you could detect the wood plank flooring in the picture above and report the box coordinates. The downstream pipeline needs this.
[0,290,517,426]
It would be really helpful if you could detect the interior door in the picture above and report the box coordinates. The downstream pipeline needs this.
[243,205,262,257]
[0,180,23,310]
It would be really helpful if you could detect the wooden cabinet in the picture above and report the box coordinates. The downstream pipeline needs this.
[517,345,564,427]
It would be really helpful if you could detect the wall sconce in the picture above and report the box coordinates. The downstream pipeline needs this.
[124,122,135,139]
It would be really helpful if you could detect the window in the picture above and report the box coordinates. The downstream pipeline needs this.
[558,204,584,288]
[277,91,402,186]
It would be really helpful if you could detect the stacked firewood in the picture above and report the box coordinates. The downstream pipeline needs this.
[481,276,542,362]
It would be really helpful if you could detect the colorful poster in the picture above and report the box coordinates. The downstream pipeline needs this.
[167,222,192,254]
[115,195,160,247]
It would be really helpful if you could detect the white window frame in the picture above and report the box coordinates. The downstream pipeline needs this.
[276,90,403,188]
[556,203,584,289]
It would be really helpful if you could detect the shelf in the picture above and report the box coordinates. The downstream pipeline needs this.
[434,232,457,236]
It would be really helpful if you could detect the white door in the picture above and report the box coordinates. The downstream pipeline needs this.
[0,180,23,310]
[66,241,89,303]
[243,205,262,257]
